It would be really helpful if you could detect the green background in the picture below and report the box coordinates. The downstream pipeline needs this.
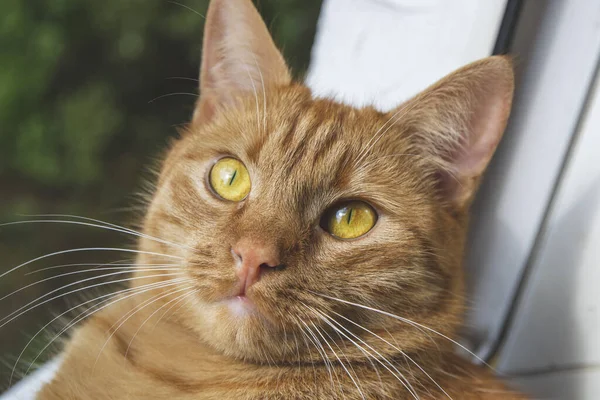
[0,0,321,390]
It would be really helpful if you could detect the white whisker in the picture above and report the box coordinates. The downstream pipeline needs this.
[0,272,186,328]
[295,322,324,392]
[322,315,384,390]
[309,306,418,399]
[298,319,336,392]
[310,321,353,398]
[242,60,262,136]
[166,76,200,83]
[148,92,198,103]
[355,89,437,167]
[331,310,452,399]
[6,215,194,252]
[167,1,205,19]
[15,278,185,383]
[124,288,198,357]
[298,312,367,400]
[251,53,267,135]
[93,284,194,368]
[1,266,181,302]
[150,287,198,331]
[291,329,302,371]
[355,107,405,165]
[26,261,179,275]
[312,292,489,367]
[0,247,183,280]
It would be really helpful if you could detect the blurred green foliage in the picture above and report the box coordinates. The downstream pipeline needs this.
[0,0,321,390]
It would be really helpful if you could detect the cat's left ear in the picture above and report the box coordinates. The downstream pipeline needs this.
[193,0,292,125]
[390,56,514,209]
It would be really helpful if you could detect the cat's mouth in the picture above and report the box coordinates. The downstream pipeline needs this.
[206,274,273,320]
[221,295,253,316]
[220,282,258,317]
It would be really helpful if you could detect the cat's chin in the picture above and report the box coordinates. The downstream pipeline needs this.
[221,295,257,317]
[184,293,294,362]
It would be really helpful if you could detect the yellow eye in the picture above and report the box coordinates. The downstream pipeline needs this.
[209,157,251,201]
[322,201,377,239]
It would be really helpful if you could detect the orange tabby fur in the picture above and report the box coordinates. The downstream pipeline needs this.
[38,0,525,398]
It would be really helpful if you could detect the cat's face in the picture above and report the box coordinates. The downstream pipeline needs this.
[141,86,460,362]
[137,0,513,364]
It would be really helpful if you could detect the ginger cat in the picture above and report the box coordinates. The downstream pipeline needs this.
[38,0,525,398]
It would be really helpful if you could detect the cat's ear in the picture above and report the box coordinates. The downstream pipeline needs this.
[193,0,292,124]
[391,56,514,209]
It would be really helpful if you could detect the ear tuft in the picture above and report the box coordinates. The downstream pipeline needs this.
[193,0,292,125]
[390,56,514,208]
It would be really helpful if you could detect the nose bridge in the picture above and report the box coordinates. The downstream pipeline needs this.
[234,195,299,249]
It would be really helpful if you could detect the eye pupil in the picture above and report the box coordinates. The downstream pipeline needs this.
[346,208,353,224]
[229,169,237,186]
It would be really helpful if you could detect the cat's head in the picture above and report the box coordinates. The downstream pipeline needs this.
[138,0,513,363]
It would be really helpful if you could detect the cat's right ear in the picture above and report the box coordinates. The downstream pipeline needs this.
[193,0,292,125]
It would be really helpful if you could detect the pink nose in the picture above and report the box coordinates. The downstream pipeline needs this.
[231,238,281,294]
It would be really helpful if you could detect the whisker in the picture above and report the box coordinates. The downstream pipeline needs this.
[26,261,179,275]
[308,305,419,399]
[251,53,267,135]
[356,89,437,167]
[242,60,262,137]
[302,326,334,393]
[24,259,129,275]
[355,107,405,165]
[13,278,185,384]
[7,215,194,252]
[124,288,198,358]
[166,76,200,83]
[294,322,319,388]
[298,319,336,392]
[148,92,198,103]
[150,287,198,331]
[309,321,352,397]
[321,314,384,391]
[94,285,195,368]
[167,1,206,19]
[367,153,420,163]
[0,272,185,328]
[331,310,452,399]
[290,329,303,373]
[357,117,404,166]
[64,280,188,340]
[305,318,367,399]
[298,312,366,400]
[1,267,181,303]
[0,247,183,280]
[312,292,489,367]
[17,213,142,235]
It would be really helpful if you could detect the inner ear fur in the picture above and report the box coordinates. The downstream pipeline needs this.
[389,56,514,209]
